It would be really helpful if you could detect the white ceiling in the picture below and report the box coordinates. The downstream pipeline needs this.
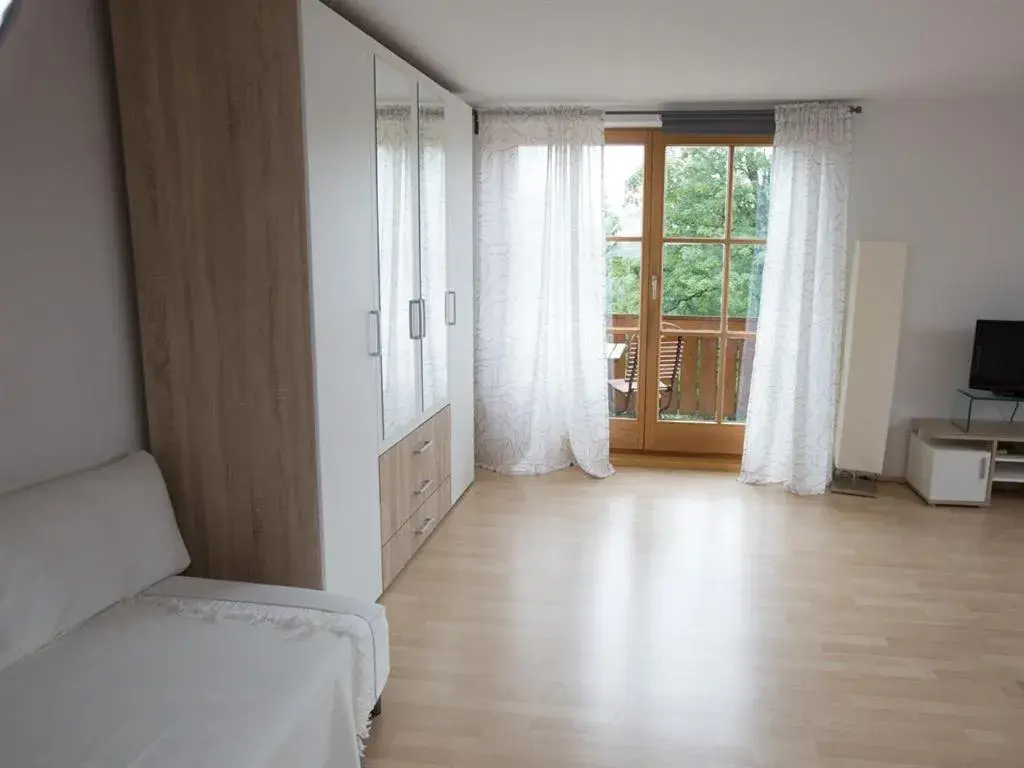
[326,0,1024,107]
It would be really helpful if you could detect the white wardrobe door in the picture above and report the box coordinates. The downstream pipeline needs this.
[446,98,475,503]
[299,0,383,601]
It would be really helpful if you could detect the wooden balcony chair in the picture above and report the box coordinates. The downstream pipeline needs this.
[608,333,684,415]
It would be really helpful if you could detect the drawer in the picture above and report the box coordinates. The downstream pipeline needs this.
[412,407,451,488]
[382,478,451,589]
[379,407,451,543]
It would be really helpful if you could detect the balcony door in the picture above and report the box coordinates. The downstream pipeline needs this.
[605,129,772,455]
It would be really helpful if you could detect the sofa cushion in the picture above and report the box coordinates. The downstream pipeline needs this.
[0,452,189,671]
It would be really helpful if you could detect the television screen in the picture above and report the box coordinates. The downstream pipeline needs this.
[969,320,1024,395]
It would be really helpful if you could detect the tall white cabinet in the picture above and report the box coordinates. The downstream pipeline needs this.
[109,0,474,602]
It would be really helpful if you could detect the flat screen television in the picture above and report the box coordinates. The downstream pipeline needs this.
[969,320,1024,396]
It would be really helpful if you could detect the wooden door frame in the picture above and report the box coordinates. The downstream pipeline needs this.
[606,128,772,457]
[605,129,655,451]
[646,132,771,455]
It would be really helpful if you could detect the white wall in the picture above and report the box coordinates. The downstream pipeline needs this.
[0,0,144,493]
[847,98,1024,476]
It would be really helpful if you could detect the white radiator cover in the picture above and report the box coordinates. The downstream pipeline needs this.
[834,241,909,474]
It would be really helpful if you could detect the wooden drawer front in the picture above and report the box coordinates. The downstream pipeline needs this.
[379,407,452,543]
[382,479,451,588]
[412,407,451,491]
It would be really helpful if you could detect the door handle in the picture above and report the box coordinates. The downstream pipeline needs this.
[413,479,433,496]
[650,274,659,301]
[979,456,989,480]
[368,310,381,357]
[445,290,456,326]
[408,299,423,340]
[420,299,427,340]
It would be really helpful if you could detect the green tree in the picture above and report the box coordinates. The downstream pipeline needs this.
[605,146,771,319]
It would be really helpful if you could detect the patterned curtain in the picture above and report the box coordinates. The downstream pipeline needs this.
[475,109,613,477]
[740,103,853,494]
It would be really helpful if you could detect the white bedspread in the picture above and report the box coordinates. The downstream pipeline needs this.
[0,597,365,767]
[146,575,389,706]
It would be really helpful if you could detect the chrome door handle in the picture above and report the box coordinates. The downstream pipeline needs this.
[650,274,659,301]
[414,517,434,535]
[408,299,423,340]
[368,310,381,357]
[409,299,426,340]
[979,456,989,480]
[413,439,434,455]
[413,479,433,496]
[445,290,456,326]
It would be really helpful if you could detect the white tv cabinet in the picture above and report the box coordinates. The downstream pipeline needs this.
[906,418,1024,506]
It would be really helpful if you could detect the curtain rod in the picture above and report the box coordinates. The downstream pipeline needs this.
[605,105,863,115]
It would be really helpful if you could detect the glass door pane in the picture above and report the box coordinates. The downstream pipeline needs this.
[418,83,448,413]
[663,146,727,237]
[659,243,723,423]
[657,143,728,425]
[374,58,419,441]
[606,241,642,418]
[727,146,772,425]
[730,147,773,239]
[604,143,645,423]
[604,145,644,238]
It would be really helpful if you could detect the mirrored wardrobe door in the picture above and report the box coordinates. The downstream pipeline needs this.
[418,83,448,412]
[374,57,420,440]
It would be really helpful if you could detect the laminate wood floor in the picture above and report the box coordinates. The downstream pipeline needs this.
[364,468,1024,767]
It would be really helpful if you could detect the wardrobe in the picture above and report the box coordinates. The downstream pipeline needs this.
[108,0,475,601]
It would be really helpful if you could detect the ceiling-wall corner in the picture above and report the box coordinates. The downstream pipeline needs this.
[319,0,464,95]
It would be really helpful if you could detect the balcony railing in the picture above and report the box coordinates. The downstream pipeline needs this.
[607,314,756,422]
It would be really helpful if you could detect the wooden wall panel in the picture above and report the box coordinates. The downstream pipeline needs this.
[109,0,322,588]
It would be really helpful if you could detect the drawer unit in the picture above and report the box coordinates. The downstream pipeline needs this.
[412,407,451,497]
[379,407,452,543]
[382,479,451,588]
[379,406,453,587]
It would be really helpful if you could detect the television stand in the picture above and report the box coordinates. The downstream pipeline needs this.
[907,418,1024,506]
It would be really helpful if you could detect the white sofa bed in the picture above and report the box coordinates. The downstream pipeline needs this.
[0,452,388,768]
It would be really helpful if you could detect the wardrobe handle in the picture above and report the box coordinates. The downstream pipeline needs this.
[414,479,433,496]
[420,299,427,340]
[413,439,434,455]
[368,310,381,357]
[979,456,989,480]
[414,517,434,536]
[445,291,456,326]
[408,299,419,340]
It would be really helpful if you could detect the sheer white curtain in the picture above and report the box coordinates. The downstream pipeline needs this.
[475,109,612,477]
[740,103,853,495]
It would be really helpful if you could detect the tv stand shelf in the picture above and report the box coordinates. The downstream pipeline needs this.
[992,463,1024,484]
[952,388,1024,432]
[908,418,1024,506]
